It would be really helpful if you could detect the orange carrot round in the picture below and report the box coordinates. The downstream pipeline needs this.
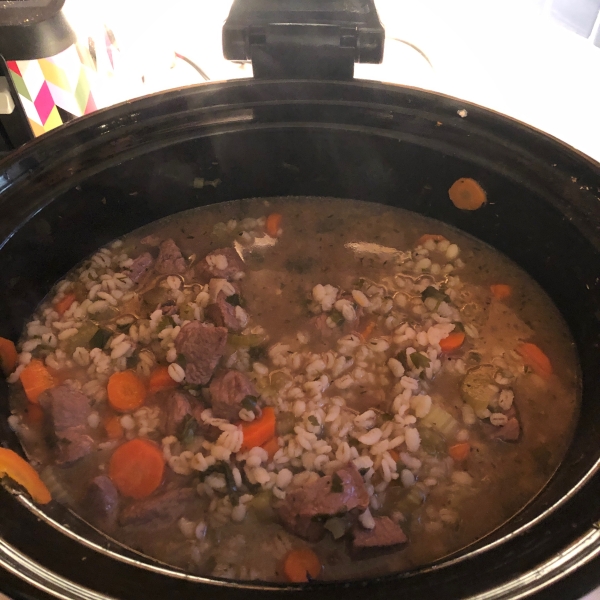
[19,360,55,404]
[107,370,146,412]
[448,442,471,462]
[516,342,553,378]
[490,284,512,300]
[54,293,76,316]
[448,178,487,210]
[0,448,51,504]
[266,213,283,237]
[283,548,322,582]
[261,436,280,460]
[0,337,18,375]
[108,438,164,499]
[416,234,447,246]
[148,365,179,392]
[104,415,124,440]
[439,332,466,352]
[241,407,276,451]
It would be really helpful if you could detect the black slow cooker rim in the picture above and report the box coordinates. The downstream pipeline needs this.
[0,78,599,599]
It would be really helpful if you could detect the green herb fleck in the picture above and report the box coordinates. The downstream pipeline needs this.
[241,395,258,412]
[452,321,466,333]
[308,415,320,427]
[330,473,344,494]
[89,328,112,350]
[410,352,431,369]
[329,309,344,326]
[179,415,198,446]
[226,294,244,307]
[396,349,409,370]
[421,286,451,307]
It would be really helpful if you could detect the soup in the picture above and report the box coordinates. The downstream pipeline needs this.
[4,197,579,582]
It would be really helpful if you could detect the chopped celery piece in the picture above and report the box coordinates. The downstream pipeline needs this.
[417,427,447,456]
[421,405,459,439]
[228,333,266,348]
[63,321,98,355]
[276,412,296,435]
[324,517,347,540]
[461,365,498,413]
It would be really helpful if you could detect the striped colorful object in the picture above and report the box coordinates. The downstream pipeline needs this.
[7,44,101,136]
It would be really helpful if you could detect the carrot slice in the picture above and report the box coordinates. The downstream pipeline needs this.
[19,360,55,404]
[516,342,553,378]
[283,548,322,582]
[0,448,51,504]
[416,234,447,246]
[359,321,376,341]
[490,284,512,300]
[104,415,124,440]
[0,337,18,375]
[108,438,164,499]
[266,213,283,237]
[107,370,146,412]
[241,407,276,451]
[448,442,471,462]
[54,293,76,316]
[261,435,280,460]
[448,178,487,210]
[148,365,179,392]
[439,332,466,352]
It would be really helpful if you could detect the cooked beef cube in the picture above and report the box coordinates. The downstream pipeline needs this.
[352,516,407,550]
[128,252,154,283]
[39,385,91,430]
[492,417,520,441]
[164,391,193,436]
[197,248,244,282]
[276,464,369,541]
[57,429,95,464]
[119,487,195,526]
[83,475,119,530]
[209,369,257,421]
[205,292,241,332]
[174,321,227,385]
[38,385,94,464]
[155,238,186,274]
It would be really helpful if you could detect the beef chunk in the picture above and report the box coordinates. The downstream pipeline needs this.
[197,248,244,282]
[83,475,119,531]
[38,385,94,464]
[164,391,194,436]
[209,369,257,421]
[128,252,154,283]
[39,385,91,430]
[276,464,369,541]
[174,321,227,385]
[57,429,95,464]
[492,417,520,441]
[205,292,241,332]
[119,488,195,526]
[352,516,407,550]
[155,238,186,274]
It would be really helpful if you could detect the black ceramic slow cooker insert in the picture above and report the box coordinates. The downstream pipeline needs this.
[0,2,599,598]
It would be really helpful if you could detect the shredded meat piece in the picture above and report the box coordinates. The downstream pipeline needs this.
[276,464,369,541]
[205,292,241,332]
[209,369,257,421]
[352,516,407,549]
[83,475,119,531]
[38,385,94,464]
[128,252,154,283]
[119,488,195,526]
[197,248,244,282]
[174,321,227,385]
[155,238,186,274]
